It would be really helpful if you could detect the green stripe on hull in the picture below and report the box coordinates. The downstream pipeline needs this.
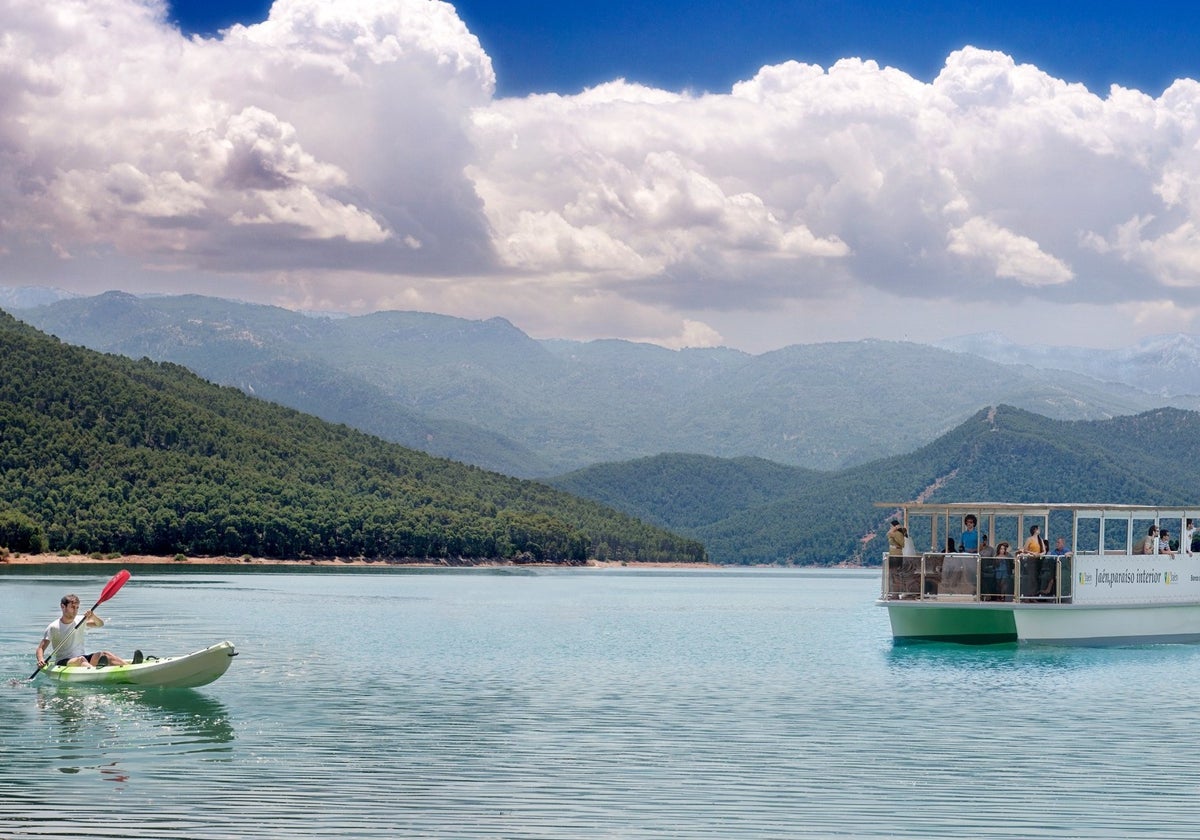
[887,604,1017,644]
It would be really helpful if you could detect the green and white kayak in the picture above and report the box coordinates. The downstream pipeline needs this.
[42,641,237,688]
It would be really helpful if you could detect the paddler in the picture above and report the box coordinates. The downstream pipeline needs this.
[35,593,129,669]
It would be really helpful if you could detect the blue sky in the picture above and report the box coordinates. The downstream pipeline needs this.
[6,0,1200,352]
[169,0,1200,98]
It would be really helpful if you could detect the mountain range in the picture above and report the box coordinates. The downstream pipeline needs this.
[8,289,1196,478]
[548,405,1200,564]
[3,287,1198,566]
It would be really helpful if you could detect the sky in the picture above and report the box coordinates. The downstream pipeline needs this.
[4,1,1200,353]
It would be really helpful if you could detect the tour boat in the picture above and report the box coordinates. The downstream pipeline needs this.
[41,641,237,688]
[877,503,1200,645]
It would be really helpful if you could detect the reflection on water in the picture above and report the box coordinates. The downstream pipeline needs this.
[1,657,237,837]
[32,684,234,779]
[886,639,1019,664]
[886,634,1200,672]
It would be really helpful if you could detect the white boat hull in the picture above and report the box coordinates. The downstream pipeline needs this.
[1014,603,1200,646]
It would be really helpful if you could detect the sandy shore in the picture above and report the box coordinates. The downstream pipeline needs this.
[0,553,722,570]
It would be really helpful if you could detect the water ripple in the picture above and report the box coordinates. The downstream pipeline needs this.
[3,570,1200,837]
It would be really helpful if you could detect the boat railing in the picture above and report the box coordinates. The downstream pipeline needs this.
[881,552,1072,604]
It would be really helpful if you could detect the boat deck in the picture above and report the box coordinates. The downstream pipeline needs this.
[882,552,1072,604]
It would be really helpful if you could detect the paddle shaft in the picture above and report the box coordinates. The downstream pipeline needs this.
[29,570,130,680]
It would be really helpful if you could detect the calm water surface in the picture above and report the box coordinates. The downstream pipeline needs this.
[2,566,1199,838]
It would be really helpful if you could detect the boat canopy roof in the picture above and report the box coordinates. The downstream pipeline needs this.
[875,502,1200,518]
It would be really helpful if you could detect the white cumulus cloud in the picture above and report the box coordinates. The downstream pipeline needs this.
[947,217,1074,286]
[0,0,491,269]
[4,1,1200,349]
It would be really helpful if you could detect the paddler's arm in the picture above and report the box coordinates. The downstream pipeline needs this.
[35,637,49,667]
[83,610,103,628]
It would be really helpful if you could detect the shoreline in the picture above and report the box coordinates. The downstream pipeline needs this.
[0,553,726,570]
[0,554,871,571]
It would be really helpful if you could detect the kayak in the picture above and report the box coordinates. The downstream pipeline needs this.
[42,641,237,688]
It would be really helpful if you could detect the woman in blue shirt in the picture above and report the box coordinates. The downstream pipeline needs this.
[960,515,979,553]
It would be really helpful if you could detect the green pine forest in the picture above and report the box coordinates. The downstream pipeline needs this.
[0,312,706,564]
[548,406,1200,565]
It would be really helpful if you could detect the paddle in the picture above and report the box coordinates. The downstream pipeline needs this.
[29,569,131,680]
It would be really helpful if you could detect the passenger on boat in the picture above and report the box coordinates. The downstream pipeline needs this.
[886,520,917,597]
[942,520,975,594]
[1135,525,1158,555]
[960,515,979,553]
[978,534,997,599]
[992,542,1013,600]
[1158,529,1176,558]
[1188,519,1197,554]
[1037,538,1067,597]
[1023,523,1047,555]
[1019,525,1049,598]
[887,520,905,558]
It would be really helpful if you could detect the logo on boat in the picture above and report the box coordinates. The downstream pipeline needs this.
[1085,568,1175,588]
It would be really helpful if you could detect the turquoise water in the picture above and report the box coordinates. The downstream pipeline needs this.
[2,566,1199,838]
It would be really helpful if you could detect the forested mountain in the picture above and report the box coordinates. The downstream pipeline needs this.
[548,405,1200,565]
[13,291,1192,477]
[0,311,705,564]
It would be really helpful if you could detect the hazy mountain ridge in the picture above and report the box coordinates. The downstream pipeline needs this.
[936,332,1200,397]
[10,291,1195,477]
[0,285,77,310]
[12,293,558,475]
[550,405,1200,565]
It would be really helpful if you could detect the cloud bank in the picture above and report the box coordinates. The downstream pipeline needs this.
[4,0,1200,349]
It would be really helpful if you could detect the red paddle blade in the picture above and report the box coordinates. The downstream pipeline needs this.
[96,569,131,606]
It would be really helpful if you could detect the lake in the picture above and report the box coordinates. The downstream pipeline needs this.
[2,565,1199,838]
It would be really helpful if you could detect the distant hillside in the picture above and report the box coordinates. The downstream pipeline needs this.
[549,405,1200,565]
[0,285,76,310]
[548,454,822,531]
[936,332,1200,398]
[13,292,1191,477]
[0,311,705,564]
